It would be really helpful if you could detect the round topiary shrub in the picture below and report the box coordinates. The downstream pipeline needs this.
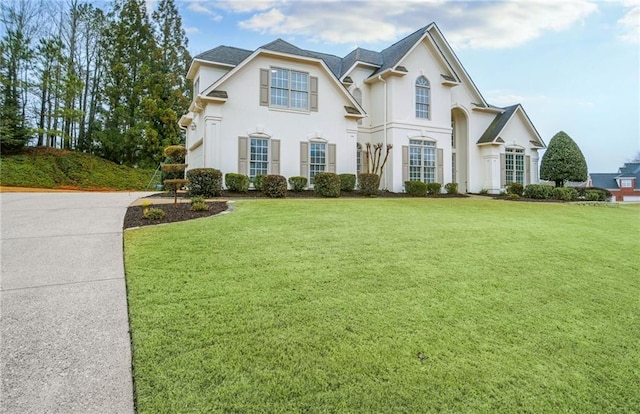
[187,168,222,197]
[339,174,356,192]
[313,172,341,197]
[444,182,458,195]
[163,145,187,162]
[358,173,380,196]
[288,176,308,192]
[404,181,427,196]
[524,184,553,199]
[225,173,249,193]
[262,175,287,198]
[506,182,524,196]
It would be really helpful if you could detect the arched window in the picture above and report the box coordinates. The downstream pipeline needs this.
[415,76,430,119]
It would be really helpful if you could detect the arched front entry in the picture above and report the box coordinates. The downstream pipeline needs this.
[451,107,469,193]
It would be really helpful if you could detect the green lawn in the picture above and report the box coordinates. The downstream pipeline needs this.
[124,198,639,413]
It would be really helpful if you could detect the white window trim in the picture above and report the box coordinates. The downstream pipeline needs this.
[505,146,525,185]
[270,67,310,111]
[249,136,270,179]
[415,76,431,120]
[309,138,328,185]
[409,138,436,183]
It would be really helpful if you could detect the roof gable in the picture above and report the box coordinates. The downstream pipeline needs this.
[194,46,252,66]
[477,104,545,148]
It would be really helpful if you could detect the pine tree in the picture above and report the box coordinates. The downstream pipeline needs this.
[149,0,192,164]
[540,131,588,187]
[99,0,156,166]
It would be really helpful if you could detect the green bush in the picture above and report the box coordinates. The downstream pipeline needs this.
[524,184,553,199]
[190,196,205,205]
[187,168,222,197]
[404,181,427,196]
[506,182,524,196]
[339,174,357,192]
[191,201,209,211]
[444,182,458,195]
[576,186,611,201]
[163,145,187,161]
[313,173,341,197]
[552,186,578,201]
[426,182,442,195]
[225,173,249,193]
[253,174,265,191]
[508,193,520,200]
[584,190,603,201]
[143,207,165,220]
[262,175,287,198]
[288,176,308,192]
[358,173,380,196]
[479,188,489,195]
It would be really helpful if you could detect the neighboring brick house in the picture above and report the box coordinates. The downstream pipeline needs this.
[179,23,546,193]
[589,162,640,202]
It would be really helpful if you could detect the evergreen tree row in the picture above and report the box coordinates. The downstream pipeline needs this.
[0,0,192,168]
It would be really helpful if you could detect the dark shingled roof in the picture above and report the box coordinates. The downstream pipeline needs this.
[591,163,640,189]
[589,173,620,189]
[344,105,361,115]
[476,105,519,144]
[371,25,431,77]
[260,39,344,77]
[195,46,252,66]
[341,47,384,76]
[207,90,228,99]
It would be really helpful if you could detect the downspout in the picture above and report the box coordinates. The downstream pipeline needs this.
[378,75,388,190]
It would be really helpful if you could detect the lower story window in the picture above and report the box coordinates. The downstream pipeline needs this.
[356,143,363,174]
[250,137,268,179]
[505,147,524,185]
[310,142,326,184]
[409,139,435,183]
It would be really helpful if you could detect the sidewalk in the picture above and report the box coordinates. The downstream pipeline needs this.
[1,192,152,413]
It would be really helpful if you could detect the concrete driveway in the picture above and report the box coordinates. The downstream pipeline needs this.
[1,192,152,413]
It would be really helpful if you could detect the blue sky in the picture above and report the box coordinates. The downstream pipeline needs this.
[163,0,639,173]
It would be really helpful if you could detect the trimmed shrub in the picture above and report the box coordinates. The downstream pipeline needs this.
[262,175,287,198]
[552,186,578,201]
[479,188,489,195]
[313,173,341,197]
[339,174,356,192]
[225,173,249,193]
[506,182,524,196]
[584,190,604,201]
[143,207,165,220]
[288,176,308,192]
[524,184,553,199]
[358,173,380,196]
[405,181,427,196]
[426,182,442,195]
[191,196,209,211]
[253,174,265,191]
[508,193,520,200]
[163,145,187,161]
[444,182,458,195]
[576,186,611,201]
[187,168,222,197]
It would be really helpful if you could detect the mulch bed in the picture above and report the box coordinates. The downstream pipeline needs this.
[147,190,470,199]
[123,202,228,229]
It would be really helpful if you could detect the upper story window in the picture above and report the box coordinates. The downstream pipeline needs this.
[620,178,633,188]
[415,76,430,119]
[270,68,309,110]
[194,77,200,96]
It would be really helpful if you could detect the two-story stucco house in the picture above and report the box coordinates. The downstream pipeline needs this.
[179,23,546,193]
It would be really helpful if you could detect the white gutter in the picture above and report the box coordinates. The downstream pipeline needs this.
[378,75,388,190]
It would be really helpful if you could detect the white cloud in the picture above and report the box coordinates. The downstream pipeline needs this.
[184,26,201,34]
[226,0,599,49]
[188,1,215,15]
[485,90,548,106]
[617,2,639,43]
